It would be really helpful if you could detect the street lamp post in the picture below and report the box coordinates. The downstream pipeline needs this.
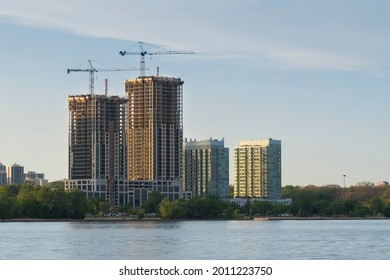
[343,174,346,188]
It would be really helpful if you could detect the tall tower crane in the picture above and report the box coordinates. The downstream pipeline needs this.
[67,60,138,95]
[119,41,194,77]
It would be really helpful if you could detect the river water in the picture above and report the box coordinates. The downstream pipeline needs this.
[1,220,389,260]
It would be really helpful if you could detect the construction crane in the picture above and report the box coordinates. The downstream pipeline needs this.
[119,41,194,77]
[67,60,138,95]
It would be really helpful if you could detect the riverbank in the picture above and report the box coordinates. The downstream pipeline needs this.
[0,217,161,222]
[254,216,389,221]
[1,216,389,222]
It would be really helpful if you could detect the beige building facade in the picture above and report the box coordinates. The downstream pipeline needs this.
[234,139,281,200]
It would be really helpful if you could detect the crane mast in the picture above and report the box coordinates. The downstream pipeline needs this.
[119,41,194,77]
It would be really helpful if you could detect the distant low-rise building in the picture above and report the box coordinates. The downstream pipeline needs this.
[25,171,48,186]
[226,197,292,207]
[0,163,7,186]
[7,163,24,185]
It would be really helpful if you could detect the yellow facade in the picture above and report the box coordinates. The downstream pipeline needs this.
[234,139,281,200]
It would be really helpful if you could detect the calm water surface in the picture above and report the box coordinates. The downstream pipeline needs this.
[1,220,389,259]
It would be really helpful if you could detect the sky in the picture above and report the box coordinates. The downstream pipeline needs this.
[1,0,390,186]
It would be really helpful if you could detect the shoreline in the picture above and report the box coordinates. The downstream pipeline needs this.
[0,217,161,222]
[253,216,389,221]
[1,216,389,222]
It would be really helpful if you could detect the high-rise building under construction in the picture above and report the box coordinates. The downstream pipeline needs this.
[65,76,184,207]
[65,94,127,206]
[125,76,183,201]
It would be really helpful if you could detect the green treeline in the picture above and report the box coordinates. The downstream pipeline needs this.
[0,181,87,219]
[2,181,390,220]
[146,183,390,219]
[156,194,241,219]
[281,182,390,217]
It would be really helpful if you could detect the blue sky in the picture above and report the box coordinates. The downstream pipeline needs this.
[1,0,390,186]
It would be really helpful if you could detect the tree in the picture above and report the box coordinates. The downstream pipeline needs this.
[241,199,251,216]
[6,184,20,197]
[51,189,72,218]
[159,198,173,219]
[118,204,133,215]
[136,208,145,219]
[187,196,223,219]
[159,198,188,219]
[17,182,41,218]
[222,201,240,219]
[294,191,315,216]
[381,188,390,204]
[86,198,110,217]
[354,206,370,217]
[383,206,390,217]
[67,189,87,219]
[281,185,300,199]
[289,202,299,216]
[141,191,163,214]
[46,181,65,190]
[370,197,384,215]
[313,200,329,216]
[356,181,375,188]
[36,187,54,218]
[0,186,17,219]
[169,199,188,219]
[324,201,344,216]
[271,204,287,216]
[343,200,358,216]
[251,201,273,216]
[98,200,111,216]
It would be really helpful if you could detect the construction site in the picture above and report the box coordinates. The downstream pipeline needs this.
[65,76,185,207]
[64,43,192,207]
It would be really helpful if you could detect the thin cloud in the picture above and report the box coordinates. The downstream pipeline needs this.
[0,0,388,77]
[266,47,385,76]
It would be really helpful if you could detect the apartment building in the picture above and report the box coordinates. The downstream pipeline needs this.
[183,138,229,198]
[234,139,281,200]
